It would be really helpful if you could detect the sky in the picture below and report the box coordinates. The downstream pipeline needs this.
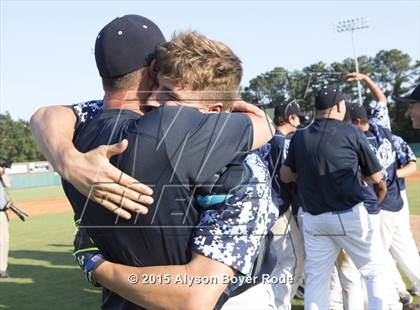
[1,0,419,120]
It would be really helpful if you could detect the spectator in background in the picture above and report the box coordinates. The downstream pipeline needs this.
[0,165,11,278]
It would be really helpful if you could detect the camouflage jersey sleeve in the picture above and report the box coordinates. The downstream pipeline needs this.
[369,101,391,130]
[72,100,104,129]
[392,134,417,167]
[191,152,279,275]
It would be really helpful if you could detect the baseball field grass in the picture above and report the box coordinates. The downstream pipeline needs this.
[7,185,65,202]
[407,181,420,215]
[2,175,419,309]
[2,212,100,309]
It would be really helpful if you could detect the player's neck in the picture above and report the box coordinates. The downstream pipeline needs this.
[276,125,294,136]
[103,91,143,115]
[360,122,370,132]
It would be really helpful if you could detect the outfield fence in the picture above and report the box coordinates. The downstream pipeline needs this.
[5,145,420,189]
[6,161,62,189]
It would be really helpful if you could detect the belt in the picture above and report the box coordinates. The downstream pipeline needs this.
[331,208,353,215]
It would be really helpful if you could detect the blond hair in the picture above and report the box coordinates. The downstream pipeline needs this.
[156,31,242,110]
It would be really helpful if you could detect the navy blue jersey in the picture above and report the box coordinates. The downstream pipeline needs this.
[392,134,416,191]
[284,118,382,215]
[64,106,254,310]
[364,102,404,212]
[258,132,301,215]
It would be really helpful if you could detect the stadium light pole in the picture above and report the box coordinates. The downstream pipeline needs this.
[336,17,369,106]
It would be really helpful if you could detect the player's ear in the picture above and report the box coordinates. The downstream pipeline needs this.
[148,59,158,80]
[208,102,223,113]
[335,103,341,113]
[289,115,298,123]
[336,100,344,113]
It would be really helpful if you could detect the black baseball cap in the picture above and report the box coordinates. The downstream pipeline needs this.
[274,101,305,119]
[315,87,345,110]
[349,103,368,122]
[95,15,166,78]
[393,85,420,104]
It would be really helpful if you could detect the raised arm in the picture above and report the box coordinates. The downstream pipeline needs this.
[30,105,153,219]
[346,73,387,104]
[346,72,391,129]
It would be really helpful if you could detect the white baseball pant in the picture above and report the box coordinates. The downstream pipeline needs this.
[303,202,389,310]
[381,190,420,293]
[269,208,305,309]
[332,250,365,310]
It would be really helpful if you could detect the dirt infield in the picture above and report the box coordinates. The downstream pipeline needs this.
[9,197,72,219]
[8,196,420,251]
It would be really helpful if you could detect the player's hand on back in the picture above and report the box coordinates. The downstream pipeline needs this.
[66,139,154,220]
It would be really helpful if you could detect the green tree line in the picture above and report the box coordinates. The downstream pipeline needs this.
[1,48,418,163]
[242,49,420,143]
[0,112,44,162]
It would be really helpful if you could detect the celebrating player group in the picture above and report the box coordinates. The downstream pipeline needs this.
[29,14,420,310]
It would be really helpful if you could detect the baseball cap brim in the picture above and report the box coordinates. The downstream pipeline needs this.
[392,95,419,104]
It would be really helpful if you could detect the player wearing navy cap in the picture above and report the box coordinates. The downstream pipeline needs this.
[266,101,305,309]
[73,30,279,310]
[31,19,278,309]
[281,87,389,309]
[30,14,166,217]
[393,85,420,129]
